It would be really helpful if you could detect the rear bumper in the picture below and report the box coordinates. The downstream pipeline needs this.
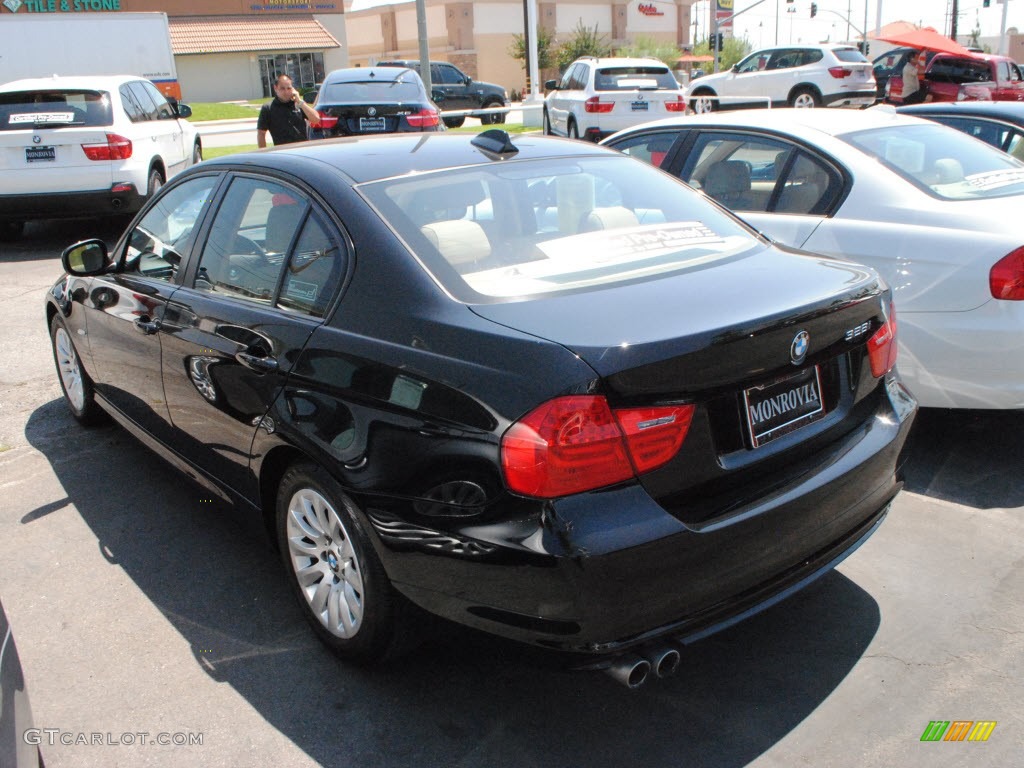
[823,89,878,107]
[366,374,917,659]
[0,185,145,222]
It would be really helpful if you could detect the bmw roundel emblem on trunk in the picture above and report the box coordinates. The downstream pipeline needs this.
[368,107,377,116]
[791,330,810,365]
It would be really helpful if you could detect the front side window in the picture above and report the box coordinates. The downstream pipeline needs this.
[359,155,759,302]
[736,52,771,74]
[123,176,219,281]
[435,64,464,85]
[140,80,175,119]
[606,130,681,167]
[569,64,589,91]
[843,122,1024,199]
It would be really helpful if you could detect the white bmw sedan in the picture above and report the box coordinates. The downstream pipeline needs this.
[603,107,1024,409]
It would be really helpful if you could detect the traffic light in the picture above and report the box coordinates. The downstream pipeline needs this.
[716,32,725,52]
[810,2,817,18]
[983,0,990,6]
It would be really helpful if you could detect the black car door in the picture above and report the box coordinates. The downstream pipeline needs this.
[159,173,347,501]
[83,174,220,444]
[432,63,472,111]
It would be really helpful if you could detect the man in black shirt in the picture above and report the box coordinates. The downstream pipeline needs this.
[257,74,321,147]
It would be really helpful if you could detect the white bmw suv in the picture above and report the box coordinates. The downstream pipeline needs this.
[685,44,876,113]
[543,57,687,141]
[0,75,202,241]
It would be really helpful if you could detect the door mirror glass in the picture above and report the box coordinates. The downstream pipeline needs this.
[62,239,111,275]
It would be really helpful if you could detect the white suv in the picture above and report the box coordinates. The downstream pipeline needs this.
[0,75,202,241]
[543,57,687,141]
[685,44,876,113]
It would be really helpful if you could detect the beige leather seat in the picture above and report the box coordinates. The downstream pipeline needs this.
[704,160,752,208]
[581,206,640,231]
[420,220,491,270]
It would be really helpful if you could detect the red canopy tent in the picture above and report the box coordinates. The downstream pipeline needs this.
[870,26,971,56]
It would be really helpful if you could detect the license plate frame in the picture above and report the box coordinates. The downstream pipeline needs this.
[358,117,386,132]
[25,145,56,163]
[744,366,825,448]
[630,100,650,112]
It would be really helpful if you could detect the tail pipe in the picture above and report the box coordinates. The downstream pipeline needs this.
[647,644,681,678]
[603,654,651,689]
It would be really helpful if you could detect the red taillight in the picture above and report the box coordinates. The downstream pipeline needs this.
[867,303,898,377]
[828,66,853,79]
[990,246,1024,299]
[81,133,132,161]
[316,111,339,130]
[584,96,614,113]
[614,404,695,474]
[500,396,693,498]
[664,95,687,112]
[407,108,440,128]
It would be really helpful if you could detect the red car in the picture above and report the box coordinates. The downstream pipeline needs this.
[886,52,1024,104]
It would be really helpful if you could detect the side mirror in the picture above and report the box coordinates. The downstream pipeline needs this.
[62,239,111,276]
[731,64,739,72]
[463,76,472,86]
[175,103,192,119]
[544,79,558,91]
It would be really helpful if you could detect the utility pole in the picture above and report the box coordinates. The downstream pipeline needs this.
[950,0,958,42]
[415,0,431,91]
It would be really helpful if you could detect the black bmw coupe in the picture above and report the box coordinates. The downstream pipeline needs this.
[46,130,916,688]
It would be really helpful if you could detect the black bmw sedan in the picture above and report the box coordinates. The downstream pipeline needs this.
[309,66,443,139]
[46,130,916,688]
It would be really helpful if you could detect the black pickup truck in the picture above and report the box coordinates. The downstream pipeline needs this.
[377,60,510,128]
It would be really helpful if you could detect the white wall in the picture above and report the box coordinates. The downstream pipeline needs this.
[474,3,524,36]
[395,5,446,44]
[627,3,678,35]
[316,14,350,70]
[346,14,383,47]
[556,4,612,35]
[177,54,259,102]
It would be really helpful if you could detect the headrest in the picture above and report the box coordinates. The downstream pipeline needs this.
[583,206,640,231]
[934,158,964,184]
[704,160,751,196]
[420,220,491,266]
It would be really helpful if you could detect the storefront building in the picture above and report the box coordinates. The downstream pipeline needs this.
[0,0,348,102]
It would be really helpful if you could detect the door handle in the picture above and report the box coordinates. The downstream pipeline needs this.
[235,351,279,373]
[134,317,161,334]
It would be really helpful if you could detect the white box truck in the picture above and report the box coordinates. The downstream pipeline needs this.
[0,11,180,99]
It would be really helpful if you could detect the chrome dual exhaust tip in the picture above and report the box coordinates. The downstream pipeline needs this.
[603,644,681,688]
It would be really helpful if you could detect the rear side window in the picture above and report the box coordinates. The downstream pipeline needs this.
[928,58,992,84]
[833,49,868,63]
[0,89,111,131]
[594,66,678,90]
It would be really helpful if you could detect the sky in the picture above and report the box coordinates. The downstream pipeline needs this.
[713,0,1024,50]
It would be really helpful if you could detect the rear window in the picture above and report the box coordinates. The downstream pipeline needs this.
[320,79,424,104]
[842,122,1024,200]
[927,57,992,84]
[833,49,869,63]
[595,67,678,91]
[0,89,112,131]
[358,155,758,303]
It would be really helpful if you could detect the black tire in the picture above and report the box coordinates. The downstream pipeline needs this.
[442,115,466,129]
[480,101,506,125]
[276,462,409,662]
[50,314,105,426]
[689,90,717,114]
[146,167,165,199]
[542,108,551,135]
[0,221,24,242]
[789,87,821,108]
[192,142,202,165]
[567,119,579,140]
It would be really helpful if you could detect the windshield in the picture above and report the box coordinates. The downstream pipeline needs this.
[359,155,760,303]
[595,67,678,91]
[0,89,112,130]
[841,122,1024,200]
[320,78,424,104]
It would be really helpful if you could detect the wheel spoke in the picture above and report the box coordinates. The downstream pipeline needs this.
[310,578,331,615]
[294,560,324,588]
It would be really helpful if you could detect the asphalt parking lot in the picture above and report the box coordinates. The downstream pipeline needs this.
[1,217,1021,768]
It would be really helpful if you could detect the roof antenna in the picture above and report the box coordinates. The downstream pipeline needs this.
[471,129,519,158]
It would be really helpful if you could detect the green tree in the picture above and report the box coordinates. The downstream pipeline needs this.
[617,35,680,68]
[555,21,612,73]
[692,36,751,71]
[508,25,557,71]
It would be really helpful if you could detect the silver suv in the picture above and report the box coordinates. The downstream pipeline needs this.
[685,44,876,113]
[543,57,687,141]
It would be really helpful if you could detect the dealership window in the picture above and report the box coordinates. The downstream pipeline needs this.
[259,53,326,97]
